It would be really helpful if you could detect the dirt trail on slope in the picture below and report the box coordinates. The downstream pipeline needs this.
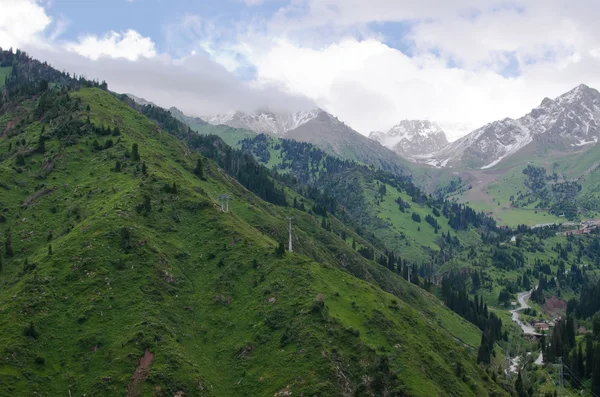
[126,348,155,397]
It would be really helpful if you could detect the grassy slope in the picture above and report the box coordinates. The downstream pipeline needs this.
[0,66,11,88]
[236,135,482,262]
[0,88,505,396]
[443,162,567,226]
[438,141,600,226]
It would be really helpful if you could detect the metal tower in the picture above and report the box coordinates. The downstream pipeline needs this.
[286,217,294,252]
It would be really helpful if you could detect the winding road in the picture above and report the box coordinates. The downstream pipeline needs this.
[509,288,544,369]
[510,289,542,337]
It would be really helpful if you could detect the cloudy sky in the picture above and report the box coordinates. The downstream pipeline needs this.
[2,0,600,140]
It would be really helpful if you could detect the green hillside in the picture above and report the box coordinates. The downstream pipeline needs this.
[0,66,11,88]
[0,77,509,396]
[234,135,489,263]
[434,140,600,226]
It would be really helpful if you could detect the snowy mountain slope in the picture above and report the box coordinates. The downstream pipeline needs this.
[202,109,320,135]
[369,120,449,157]
[423,84,600,169]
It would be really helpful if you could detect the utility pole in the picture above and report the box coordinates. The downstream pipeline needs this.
[218,194,231,213]
[286,217,294,252]
[218,194,226,212]
[558,357,564,395]
[506,350,512,381]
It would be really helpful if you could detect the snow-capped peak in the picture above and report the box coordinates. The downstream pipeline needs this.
[201,109,321,135]
[422,83,600,169]
[370,120,449,157]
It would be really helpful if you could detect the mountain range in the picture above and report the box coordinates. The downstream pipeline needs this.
[198,108,412,175]
[197,84,600,172]
[418,84,600,169]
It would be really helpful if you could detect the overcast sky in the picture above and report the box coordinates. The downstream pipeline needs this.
[2,0,600,140]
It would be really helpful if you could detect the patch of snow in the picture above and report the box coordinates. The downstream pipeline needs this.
[572,137,598,146]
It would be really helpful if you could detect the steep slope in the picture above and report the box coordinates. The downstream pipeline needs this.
[284,110,411,175]
[0,57,507,395]
[369,120,449,157]
[168,106,208,129]
[126,93,158,107]
[427,84,600,169]
[239,135,493,263]
[198,108,411,175]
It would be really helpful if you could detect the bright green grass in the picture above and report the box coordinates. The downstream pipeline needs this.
[371,182,481,260]
[0,66,11,88]
[0,87,507,396]
[190,124,256,148]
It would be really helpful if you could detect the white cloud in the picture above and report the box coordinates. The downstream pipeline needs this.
[6,0,600,141]
[241,33,600,139]
[227,0,600,138]
[0,1,156,61]
[64,30,156,61]
[1,0,311,117]
[28,47,313,116]
[0,0,52,49]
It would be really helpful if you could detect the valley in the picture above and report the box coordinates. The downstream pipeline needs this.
[1,48,600,397]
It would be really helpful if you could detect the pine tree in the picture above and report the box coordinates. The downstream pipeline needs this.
[194,158,205,179]
[275,241,286,258]
[15,154,25,166]
[120,227,132,252]
[4,228,13,257]
[515,371,525,397]
[476,333,491,364]
[141,161,147,176]
[593,343,600,396]
[587,335,594,378]
[131,143,140,161]
[37,127,46,153]
[47,245,52,257]
[115,160,121,172]
[576,343,584,387]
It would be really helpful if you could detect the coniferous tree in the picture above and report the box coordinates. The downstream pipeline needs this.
[587,335,594,378]
[194,158,205,179]
[141,162,147,176]
[515,371,525,397]
[115,160,121,172]
[47,244,52,257]
[593,343,600,396]
[275,241,286,258]
[37,126,46,153]
[575,343,584,387]
[120,227,132,252]
[131,143,140,161]
[477,333,491,364]
[4,228,13,257]
[15,154,25,166]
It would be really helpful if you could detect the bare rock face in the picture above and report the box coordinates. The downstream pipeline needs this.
[369,120,449,157]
